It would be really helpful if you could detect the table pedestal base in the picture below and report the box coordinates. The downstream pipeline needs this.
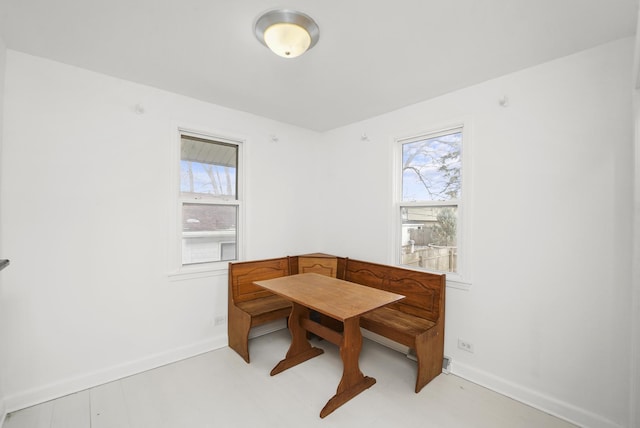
[270,302,376,418]
[270,347,324,376]
[320,375,376,418]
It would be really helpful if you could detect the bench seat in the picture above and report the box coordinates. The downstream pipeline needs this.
[236,295,292,319]
[360,306,435,346]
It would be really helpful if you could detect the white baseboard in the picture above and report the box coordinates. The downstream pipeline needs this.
[4,322,288,415]
[3,326,621,428]
[360,332,621,428]
[4,334,228,414]
[250,325,623,428]
[361,329,410,354]
[249,319,287,339]
[451,361,622,428]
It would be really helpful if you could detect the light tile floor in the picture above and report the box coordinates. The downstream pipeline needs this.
[3,329,577,428]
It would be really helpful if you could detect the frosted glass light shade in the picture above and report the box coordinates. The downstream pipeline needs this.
[255,9,319,59]
[264,23,311,58]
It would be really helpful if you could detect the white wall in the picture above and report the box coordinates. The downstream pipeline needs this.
[631,13,640,428]
[319,38,635,428]
[0,32,8,426]
[632,90,640,428]
[0,36,636,428]
[0,50,320,411]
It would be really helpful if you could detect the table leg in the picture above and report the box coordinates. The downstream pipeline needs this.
[270,302,324,376]
[320,317,376,418]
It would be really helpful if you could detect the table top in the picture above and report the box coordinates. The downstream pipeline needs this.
[254,273,405,321]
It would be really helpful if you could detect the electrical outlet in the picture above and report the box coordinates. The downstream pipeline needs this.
[214,316,226,326]
[457,338,474,353]
[442,355,451,374]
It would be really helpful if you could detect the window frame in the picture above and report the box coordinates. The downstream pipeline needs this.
[169,126,245,279]
[393,121,472,289]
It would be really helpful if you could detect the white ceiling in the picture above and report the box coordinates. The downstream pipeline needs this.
[0,0,637,131]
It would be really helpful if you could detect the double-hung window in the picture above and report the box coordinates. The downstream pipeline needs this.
[397,126,467,283]
[179,133,241,267]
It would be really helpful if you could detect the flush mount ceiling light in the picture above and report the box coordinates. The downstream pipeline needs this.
[254,9,319,58]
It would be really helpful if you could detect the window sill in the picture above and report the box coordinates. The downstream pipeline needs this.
[168,263,228,281]
[397,264,471,290]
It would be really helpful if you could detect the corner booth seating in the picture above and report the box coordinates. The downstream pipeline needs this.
[228,254,446,393]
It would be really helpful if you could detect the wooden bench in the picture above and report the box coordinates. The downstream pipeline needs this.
[228,254,340,363]
[227,254,446,392]
[343,258,446,393]
[227,257,292,363]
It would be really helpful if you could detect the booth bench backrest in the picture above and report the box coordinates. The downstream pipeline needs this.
[343,258,444,323]
[229,257,291,304]
[291,254,339,278]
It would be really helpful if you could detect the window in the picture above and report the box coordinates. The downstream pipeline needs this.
[179,133,241,266]
[397,126,467,281]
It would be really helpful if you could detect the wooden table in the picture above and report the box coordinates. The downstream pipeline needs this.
[254,272,405,418]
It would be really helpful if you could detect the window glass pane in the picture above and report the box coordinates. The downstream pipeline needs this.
[400,206,457,273]
[402,131,461,202]
[182,203,237,265]
[180,135,237,198]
